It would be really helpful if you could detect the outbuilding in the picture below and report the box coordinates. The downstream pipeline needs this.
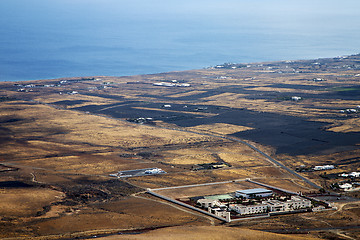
[235,188,273,199]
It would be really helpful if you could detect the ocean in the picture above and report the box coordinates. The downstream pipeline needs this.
[1,0,360,82]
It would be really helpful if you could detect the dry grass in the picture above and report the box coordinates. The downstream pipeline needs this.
[94,225,321,240]
[247,86,323,94]
[326,118,360,133]
[0,188,64,217]
[277,148,360,174]
[158,141,267,167]
[155,180,258,199]
[252,178,319,192]
[34,197,206,236]
[0,101,217,162]
[166,153,218,165]
[217,152,262,166]
[34,93,118,107]
[128,168,265,189]
[186,123,254,135]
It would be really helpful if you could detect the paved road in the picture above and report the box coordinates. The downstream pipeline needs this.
[158,126,321,189]
[32,99,321,189]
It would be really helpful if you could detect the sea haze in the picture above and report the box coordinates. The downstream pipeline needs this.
[0,0,360,81]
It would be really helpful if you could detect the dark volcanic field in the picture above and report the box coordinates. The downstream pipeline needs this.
[50,61,360,157]
[73,99,360,156]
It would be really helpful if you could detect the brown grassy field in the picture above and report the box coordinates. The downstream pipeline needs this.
[0,55,359,239]
[33,197,207,237]
[0,188,64,217]
[154,180,258,199]
[93,225,321,240]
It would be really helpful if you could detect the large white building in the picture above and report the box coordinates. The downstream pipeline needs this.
[235,188,273,199]
[229,196,312,215]
[229,203,268,215]
[263,196,312,212]
[285,196,312,210]
[144,168,165,174]
[313,165,334,171]
[339,172,360,178]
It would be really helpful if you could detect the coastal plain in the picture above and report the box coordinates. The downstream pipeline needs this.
[0,55,360,239]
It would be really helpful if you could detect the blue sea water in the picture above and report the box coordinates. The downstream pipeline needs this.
[0,0,360,81]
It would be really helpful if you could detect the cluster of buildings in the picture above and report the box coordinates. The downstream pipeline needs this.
[110,167,166,178]
[229,196,311,215]
[144,168,165,175]
[339,106,360,114]
[331,181,360,191]
[15,83,57,92]
[333,172,360,191]
[339,172,360,178]
[196,188,312,218]
[153,81,190,87]
[313,165,335,171]
[296,164,336,172]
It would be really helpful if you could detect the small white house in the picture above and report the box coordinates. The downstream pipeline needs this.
[350,172,360,177]
[312,205,326,212]
[153,82,176,87]
[291,96,302,101]
[346,109,357,113]
[339,183,352,190]
[197,199,221,208]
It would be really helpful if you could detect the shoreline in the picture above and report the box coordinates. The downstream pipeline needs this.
[2,53,359,83]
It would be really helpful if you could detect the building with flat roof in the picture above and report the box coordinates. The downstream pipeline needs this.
[197,199,221,208]
[313,165,334,171]
[235,188,273,199]
[229,203,268,215]
[230,196,311,215]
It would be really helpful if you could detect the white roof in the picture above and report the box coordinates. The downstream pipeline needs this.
[339,183,352,189]
[197,199,217,203]
[236,188,272,195]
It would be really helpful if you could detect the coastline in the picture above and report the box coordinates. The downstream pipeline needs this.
[2,53,359,83]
